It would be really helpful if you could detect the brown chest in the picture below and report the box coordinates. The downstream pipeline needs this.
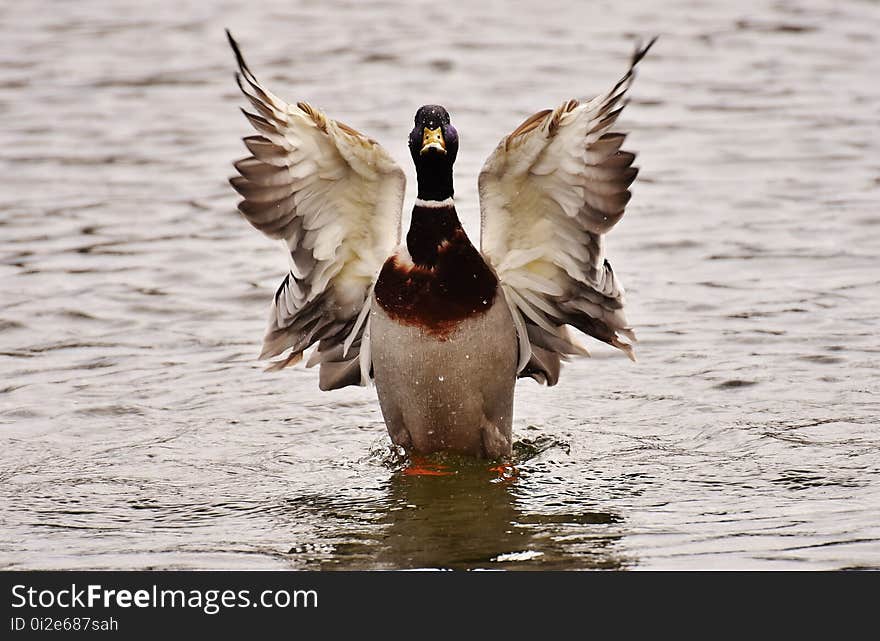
[374,233,498,338]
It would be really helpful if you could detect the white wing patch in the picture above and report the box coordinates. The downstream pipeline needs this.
[479,38,656,384]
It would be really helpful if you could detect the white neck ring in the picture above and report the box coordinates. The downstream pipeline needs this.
[414,197,455,209]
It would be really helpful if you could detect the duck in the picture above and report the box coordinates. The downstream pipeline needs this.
[226,31,654,458]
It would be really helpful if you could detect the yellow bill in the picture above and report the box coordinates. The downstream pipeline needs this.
[420,127,446,155]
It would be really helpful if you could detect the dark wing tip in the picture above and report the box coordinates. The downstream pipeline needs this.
[632,35,659,66]
[225,29,253,78]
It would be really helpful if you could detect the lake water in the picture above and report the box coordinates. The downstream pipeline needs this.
[1,0,878,570]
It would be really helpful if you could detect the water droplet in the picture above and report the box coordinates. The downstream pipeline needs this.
[438,375,445,382]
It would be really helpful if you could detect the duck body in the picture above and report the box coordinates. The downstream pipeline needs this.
[227,33,651,460]
[372,199,518,458]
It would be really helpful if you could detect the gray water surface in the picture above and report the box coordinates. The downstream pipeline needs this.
[1,0,879,570]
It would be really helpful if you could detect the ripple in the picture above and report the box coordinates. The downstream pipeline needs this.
[0,319,24,332]
[715,379,759,389]
[798,354,846,365]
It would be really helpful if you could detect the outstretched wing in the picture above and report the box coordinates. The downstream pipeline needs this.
[227,31,406,390]
[479,38,655,385]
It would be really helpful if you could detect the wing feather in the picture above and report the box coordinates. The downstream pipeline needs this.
[227,31,405,388]
[480,38,656,385]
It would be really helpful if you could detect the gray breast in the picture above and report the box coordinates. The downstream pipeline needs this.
[369,290,518,458]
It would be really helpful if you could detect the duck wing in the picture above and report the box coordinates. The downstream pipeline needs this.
[227,31,406,390]
[478,39,655,385]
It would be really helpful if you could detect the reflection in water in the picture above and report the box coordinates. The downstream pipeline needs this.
[304,455,630,570]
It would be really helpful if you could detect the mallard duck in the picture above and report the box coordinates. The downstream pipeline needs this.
[227,31,653,458]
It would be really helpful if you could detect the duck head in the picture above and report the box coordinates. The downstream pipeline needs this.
[409,105,458,201]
